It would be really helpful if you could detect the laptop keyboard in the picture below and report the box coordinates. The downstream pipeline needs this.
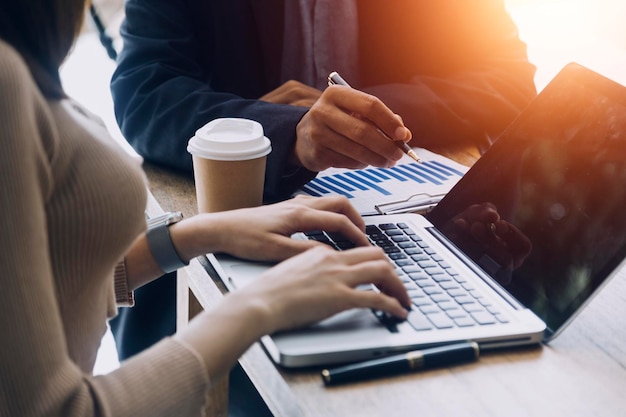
[305,222,509,333]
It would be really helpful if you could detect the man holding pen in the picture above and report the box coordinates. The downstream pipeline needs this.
[112,0,536,203]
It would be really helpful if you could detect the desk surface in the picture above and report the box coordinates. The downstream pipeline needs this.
[144,151,626,417]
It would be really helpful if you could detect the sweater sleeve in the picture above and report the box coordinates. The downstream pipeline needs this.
[113,259,134,307]
[0,42,211,417]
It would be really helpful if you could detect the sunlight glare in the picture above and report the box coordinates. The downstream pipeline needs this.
[505,0,626,89]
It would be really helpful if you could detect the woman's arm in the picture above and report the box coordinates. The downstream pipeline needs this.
[123,194,410,383]
[122,195,370,291]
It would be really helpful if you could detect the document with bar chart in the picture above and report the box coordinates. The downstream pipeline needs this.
[295,148,469,215]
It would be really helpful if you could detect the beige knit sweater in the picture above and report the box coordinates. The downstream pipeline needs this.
[0,40,210,416]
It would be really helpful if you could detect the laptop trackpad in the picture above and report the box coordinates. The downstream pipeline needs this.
[225,262,273,288]
[310,308,382,332]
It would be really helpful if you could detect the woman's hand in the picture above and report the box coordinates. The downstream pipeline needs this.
[177,244,410,381]
[175,195,370,262]
[216,195,368,260]
[232,245,411,335]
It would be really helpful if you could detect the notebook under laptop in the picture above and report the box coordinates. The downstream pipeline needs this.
[209,63,626,368]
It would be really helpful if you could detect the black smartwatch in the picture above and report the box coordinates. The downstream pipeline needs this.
[145,211,189,274]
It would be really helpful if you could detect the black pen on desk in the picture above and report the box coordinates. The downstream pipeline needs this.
[321,341,479,386]
[327,71,421,163]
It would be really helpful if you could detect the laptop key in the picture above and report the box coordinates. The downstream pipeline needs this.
[406,310,433,331]
[335,240,357,250]
[470,311,497,325]
[440,281,460,290]
[419,304,441,315]
[389,252,407,260]
[453,294,476,304]
[453,317,476,327]
[365,225,382,234]
[417,260,438,269]
[400,276,413,285]
[411,254,430,262]
[405,247,424,255]
[431,293,453,303]
[430,273,452,283]
[412,298,433,307]
[437,300,460,311]
[446,288,467,297]
[446,309,470,319]
[423,286,443,295]
[407,289,426,298]
[408,272,429,281]
[494,313,510,323]
[394,259,414,267]
[426,312,455,329]
[412,277,436,288]
[462,303,485,313]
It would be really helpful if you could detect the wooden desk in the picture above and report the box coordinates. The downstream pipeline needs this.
[144,153,626,417]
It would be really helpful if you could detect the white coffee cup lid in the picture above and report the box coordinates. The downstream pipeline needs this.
[187,118,272,161]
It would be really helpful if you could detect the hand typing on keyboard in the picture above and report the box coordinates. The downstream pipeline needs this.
[303,221,510,333]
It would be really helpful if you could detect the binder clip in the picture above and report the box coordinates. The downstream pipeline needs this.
[374,193,446,215]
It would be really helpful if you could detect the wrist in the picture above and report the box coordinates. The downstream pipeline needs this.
[167,213,229,262]
[145,212,189,274]
[175,294,273,378]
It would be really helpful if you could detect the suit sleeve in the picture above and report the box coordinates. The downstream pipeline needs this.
[111,0,315,202]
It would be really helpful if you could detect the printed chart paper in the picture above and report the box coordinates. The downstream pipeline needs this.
[296,149,469,215]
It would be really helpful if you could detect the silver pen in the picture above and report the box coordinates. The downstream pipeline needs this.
[327,71,421,163]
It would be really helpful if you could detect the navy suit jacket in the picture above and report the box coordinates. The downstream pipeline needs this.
[111,0,536,202]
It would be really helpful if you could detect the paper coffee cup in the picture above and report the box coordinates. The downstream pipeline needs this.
[187,118,272,213]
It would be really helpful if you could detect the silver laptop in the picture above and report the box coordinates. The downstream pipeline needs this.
[209,63,626,367]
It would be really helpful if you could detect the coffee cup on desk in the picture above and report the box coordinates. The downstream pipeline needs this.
[187,118,271,213]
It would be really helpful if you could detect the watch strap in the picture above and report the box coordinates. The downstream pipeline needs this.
[146,222,189,274]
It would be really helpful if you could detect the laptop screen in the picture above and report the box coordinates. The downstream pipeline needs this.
[428,64,626,337]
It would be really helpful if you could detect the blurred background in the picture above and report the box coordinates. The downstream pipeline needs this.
[505,0,626,89]
[66,0,626,375]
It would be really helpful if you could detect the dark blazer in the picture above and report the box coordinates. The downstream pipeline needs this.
[111,0,536,202]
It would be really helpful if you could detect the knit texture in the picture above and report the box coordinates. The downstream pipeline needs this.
[0,40,210,417]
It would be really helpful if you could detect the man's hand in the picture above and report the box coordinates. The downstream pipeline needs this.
[292,85,412,172]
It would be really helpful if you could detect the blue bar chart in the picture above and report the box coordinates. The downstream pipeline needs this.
[296,150,468,215]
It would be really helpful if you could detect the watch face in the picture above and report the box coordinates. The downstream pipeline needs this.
[164,212,184,226]
[147,211,183,228]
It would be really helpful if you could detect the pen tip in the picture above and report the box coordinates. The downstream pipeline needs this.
[407,149,422,163]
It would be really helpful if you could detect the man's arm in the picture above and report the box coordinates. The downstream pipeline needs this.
[111,0,314,201]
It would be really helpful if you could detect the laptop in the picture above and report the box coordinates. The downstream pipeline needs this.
[209,63,626,367]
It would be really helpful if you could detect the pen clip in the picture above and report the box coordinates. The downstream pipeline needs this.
[375,193,446,215]
[328,71,350,88]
